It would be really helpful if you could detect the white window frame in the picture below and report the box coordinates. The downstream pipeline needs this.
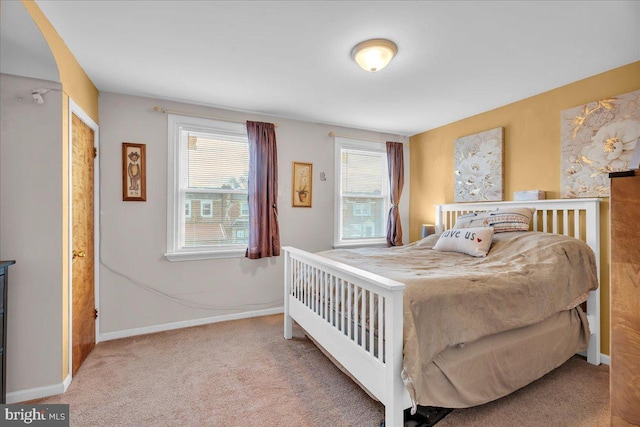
[334,137,389,248]
[200,200,213,218]
[165,114,249,261]
[185,200,192,218]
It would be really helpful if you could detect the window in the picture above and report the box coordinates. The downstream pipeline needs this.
[166,114,249,261]
[240,201,249,217]
[334,138,389,247]
[200,200,213,218]
[352,203,371,217]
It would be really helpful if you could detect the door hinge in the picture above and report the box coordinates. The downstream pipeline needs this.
[94,308,98,319]
[93,147,97,158]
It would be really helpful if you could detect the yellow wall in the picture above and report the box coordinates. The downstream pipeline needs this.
[410,61,640,356]
[21,0,99,380]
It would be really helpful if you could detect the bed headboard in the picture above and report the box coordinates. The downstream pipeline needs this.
[435,198,602,364]
[435,199,600,257]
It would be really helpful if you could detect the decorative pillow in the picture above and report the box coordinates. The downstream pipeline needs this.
[453,211,493,229]
[433,227,494,257]
[454,207,535,233]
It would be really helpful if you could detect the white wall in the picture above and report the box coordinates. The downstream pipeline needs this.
[0,73,63,395]
[98,92,410,336]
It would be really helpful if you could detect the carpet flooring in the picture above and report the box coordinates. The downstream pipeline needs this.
[32,314,609,426]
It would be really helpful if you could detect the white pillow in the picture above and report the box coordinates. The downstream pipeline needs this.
[433,227,494,257]
[454,207,535,233]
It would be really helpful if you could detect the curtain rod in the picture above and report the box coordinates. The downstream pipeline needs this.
[328,131,408,144]
[153,106,278,128]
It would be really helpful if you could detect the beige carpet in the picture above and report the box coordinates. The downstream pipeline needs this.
[32,314,609,426]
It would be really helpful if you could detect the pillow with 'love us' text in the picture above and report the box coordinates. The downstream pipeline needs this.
[433,227,494,257]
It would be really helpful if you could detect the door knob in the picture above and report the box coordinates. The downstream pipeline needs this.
[73,250,86,259]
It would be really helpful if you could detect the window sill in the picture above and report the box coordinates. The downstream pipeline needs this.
[164,248,246,262]
[332,241,388,250]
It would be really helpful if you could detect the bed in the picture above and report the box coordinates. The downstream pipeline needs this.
[283,199,601,427]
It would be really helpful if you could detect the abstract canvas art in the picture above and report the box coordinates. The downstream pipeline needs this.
[561,89,640,198]
[454,127,504,202]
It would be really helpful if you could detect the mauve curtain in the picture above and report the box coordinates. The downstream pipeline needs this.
[245,121,280,259]
[386,141,404,247]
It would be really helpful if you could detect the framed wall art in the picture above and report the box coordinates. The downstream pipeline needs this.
[122,142,146,201]
[454,127,504,202]
[561,89,640,198]
[292,161,312,207]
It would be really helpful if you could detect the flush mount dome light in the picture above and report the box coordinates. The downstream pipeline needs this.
[351,38,398,72]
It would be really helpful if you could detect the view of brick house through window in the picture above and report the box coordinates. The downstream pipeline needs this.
[182,130,249,248]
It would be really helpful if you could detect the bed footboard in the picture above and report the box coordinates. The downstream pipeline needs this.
[283,246,409,427]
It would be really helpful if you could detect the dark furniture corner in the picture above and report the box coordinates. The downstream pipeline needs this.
[1,260,16,404]
[609,170,640,426]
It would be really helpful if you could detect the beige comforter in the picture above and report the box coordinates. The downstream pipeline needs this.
[319,231,598,407]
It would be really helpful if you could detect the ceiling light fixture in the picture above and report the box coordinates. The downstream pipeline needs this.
[351,39,398,73]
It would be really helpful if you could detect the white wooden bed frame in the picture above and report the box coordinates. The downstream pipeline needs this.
[283,198,601,427]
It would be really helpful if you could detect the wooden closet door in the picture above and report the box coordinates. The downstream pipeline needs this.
[71,113,96,375]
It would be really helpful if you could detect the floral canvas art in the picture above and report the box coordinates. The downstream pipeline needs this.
[292,162,312,207]
[561,89,640,198]
[454,127,504,202]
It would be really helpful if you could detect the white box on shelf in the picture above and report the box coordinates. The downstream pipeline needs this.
[514,190,546,201]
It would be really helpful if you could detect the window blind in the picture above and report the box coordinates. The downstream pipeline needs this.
[340,148,388,240]
[180,129,249,248]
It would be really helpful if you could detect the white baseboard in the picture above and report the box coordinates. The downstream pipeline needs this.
[6,377,69,404]
[98,307,284,342]
[62,374,72,392]
[600,353,610,365]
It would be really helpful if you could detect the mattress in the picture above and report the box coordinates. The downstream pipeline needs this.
[416,306,589,408]
[305,306,589,408]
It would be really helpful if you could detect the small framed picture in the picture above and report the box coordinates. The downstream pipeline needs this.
[292,161,312,208]
[122,142,146,201]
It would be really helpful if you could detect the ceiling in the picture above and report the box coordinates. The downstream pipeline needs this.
[31,1,640,136]
[0,0,59,83]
